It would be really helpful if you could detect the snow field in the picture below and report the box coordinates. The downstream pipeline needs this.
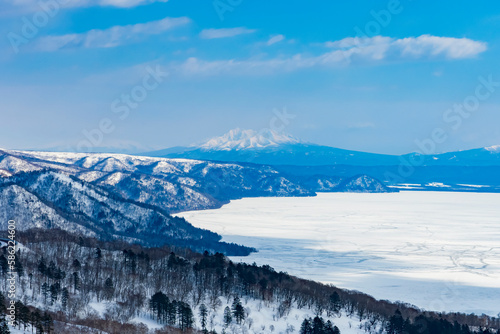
[177,191,500,316]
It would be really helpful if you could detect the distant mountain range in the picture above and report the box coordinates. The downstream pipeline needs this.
[142,128,500,191]
[144,128,500,167]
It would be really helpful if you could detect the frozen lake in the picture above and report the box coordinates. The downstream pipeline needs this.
[176,191,500,316]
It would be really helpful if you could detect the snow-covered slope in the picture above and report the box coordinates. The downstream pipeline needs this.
[0,170,230,251]
[335,174,392,193]
[0,183,81,233]
[0,149,314,210]
[286,174,394,193]
[485,145,500,152]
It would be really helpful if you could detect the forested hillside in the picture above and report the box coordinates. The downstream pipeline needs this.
[0,229,498,334]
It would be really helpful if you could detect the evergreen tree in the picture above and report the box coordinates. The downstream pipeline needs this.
[323,320,341,334]
[300,318,313,334]
[0,293,5,313]
[41,283,49,304]
[199,303,208,333]
[104,277,114,300]
[312,316,325,334]
[178,302,194,330]
[329,292,341,314]
[167,300,177,325]
[37,257,47,276]
[17,303,30,331]
[72,272,80,292]
[167,252,177,268]
[0,314,10,334]
[386,309,404,334]
[30,311,41,334]
[61,288,69,310]
[123,249,137,273]
[150,291,169,322]
[95,248,102,260]
[223,306,232,327]
[95,248,102,280]
[53,267,65,281]
[231,297,245,324]
[42,312,53,334]
[14,259,24,277]
[49,282,60,305]
[324,320,335,334]
[47,261,57,279]
[72,259,81,270]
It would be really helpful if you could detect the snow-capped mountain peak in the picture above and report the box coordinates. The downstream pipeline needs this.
[485,145,500,153]
[196,128,301,151]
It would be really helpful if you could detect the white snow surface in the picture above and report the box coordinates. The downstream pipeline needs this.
[90,298,378,334]
[197,128,301,151]
[425,182,451,188]
[192,298,380,334]
[484,145,500,152]
[457,184,490,188]
[177,191,500,316]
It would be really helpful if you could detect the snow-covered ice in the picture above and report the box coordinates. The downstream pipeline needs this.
[177,191,500,316]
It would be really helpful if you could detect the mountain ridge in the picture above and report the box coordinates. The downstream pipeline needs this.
[142,129,500,167]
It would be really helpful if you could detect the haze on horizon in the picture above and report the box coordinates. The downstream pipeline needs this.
[1,1,500,155]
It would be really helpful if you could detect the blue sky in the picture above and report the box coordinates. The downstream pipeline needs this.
[1,0,500,154]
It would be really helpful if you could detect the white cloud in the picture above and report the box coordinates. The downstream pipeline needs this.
[178,35,487,76]
[324,36,393,61]
[394,35,487,59]
[199,27,256,39]
[97,0,168,7]
[266,34,285,46]
[8,0,168,9]
[177,55,329,76]
[326,35,487,60]
[35,17,190,51]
